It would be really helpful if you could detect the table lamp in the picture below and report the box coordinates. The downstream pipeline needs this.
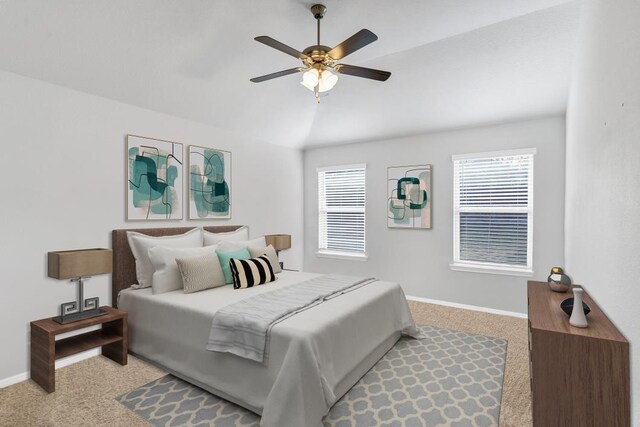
[48,248,113,324]
[265,234,291,268]
[265,234,291,254]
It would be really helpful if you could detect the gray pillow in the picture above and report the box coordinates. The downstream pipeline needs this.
[176,253,226,294]
[248,245,282,273]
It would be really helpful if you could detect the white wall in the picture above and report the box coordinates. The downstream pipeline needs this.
[0,70,304,382]
[565,0,640,422]
[304,116,565,314]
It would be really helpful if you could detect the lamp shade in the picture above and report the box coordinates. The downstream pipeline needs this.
[48,248,113,280]
[318,69,338,92]
[264,234,291,251]
[301,68,338,93]
[301,68,320,91]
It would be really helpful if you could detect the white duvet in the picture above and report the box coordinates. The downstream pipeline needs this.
[118,271,418,427]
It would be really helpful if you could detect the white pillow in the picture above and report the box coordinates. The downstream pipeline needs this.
[218,236,267,251]
[203,226,250,246]
[127,228,203,288]
[148,245,218,294]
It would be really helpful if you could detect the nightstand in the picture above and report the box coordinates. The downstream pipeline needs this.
[30,306,127,393]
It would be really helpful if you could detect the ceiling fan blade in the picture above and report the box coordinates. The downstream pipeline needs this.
[327,29,378,60]
[335,64,391,81]
[250,68,304,83]
[254,36,308,60]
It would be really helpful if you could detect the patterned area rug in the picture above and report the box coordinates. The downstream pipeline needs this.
[117,325,507,427]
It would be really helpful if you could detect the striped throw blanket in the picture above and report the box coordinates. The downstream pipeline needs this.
[206,274,376,363]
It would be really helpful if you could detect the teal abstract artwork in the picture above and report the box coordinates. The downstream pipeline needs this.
[127,135,183,220]
[388,165,432,229]
[189,145,231,219]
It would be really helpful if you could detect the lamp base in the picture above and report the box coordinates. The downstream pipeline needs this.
[53,276,106,324]
[53,307,108,324]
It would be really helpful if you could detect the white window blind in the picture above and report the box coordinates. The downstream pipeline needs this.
[318,165,366,256]
[452,149,535,273]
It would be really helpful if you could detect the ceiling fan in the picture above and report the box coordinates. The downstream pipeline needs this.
[250,4,391,102]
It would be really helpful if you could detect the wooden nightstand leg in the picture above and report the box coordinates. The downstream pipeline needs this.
[102,318,127,365]
[30,325,55,393]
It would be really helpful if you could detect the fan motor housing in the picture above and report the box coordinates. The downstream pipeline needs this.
[302,45,333,64]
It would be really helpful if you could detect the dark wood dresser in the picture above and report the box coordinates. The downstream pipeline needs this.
[527,281,630,427]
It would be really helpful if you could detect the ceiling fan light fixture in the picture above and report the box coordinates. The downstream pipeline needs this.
[300,80,315,91]
[301,68,320,91]
[319,69,338,92]
[251,4,390,101]
[301,68,338,93]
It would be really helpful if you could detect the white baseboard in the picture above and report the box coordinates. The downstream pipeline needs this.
[0,348,100,389]
[406,295,527,319]
[0,372,29,389]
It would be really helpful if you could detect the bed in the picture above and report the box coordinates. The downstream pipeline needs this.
[112,226,418,427]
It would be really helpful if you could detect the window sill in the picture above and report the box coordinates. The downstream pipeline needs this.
[450,262,533,277]
[316,250,368,261]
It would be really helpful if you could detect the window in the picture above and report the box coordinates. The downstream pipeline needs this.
[317,164,367,260]
[451,149,535,275]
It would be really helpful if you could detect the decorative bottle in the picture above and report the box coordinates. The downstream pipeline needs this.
[569,288,588,328]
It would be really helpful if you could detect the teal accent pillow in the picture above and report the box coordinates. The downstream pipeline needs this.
[216,247,251,284]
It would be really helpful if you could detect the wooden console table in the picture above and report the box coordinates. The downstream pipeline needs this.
[527,281,629,426]
[30,306,127,393]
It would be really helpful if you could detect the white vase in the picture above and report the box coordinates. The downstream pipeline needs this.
[569,288,588,328]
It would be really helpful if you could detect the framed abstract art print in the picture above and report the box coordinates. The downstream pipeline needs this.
[387,164,432,229]
[188,145,232,219]
[127,135,183,220]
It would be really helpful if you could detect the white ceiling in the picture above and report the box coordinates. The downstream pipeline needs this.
[0,0,579,148]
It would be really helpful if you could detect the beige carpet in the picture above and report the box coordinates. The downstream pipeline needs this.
[0,302,530,427]
[0,356,165,427]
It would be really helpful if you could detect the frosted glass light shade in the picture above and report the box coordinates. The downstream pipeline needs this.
[300,68,338,93]
[301,68,320,91]
[318,69,338,92]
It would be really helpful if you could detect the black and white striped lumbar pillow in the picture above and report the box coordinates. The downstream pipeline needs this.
[229,255,276,289]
